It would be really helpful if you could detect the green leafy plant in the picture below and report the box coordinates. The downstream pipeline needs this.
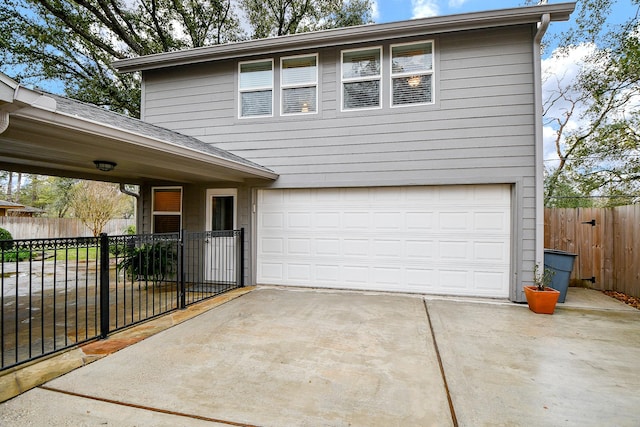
[534,264,555,291]
[117,241,178,282]
[0,227,14,251]
[1,250,32,262]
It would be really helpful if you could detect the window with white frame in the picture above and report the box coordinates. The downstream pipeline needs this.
[281,54,318,115]
[391,41,434,106]
[152,187,182,233]
[341,47,382,110]
[239,59,273,118]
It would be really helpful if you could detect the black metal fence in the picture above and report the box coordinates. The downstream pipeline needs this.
[0,229,244,371]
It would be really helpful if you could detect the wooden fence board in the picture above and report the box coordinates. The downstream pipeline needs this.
[545,206,640,298]
[0,217,134,239]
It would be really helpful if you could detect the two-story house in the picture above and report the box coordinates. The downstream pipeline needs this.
[0,3,576,302]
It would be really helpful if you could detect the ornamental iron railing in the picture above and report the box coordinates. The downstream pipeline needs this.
[0,229,244,371]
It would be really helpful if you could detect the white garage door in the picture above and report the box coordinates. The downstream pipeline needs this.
[257,185,511,297]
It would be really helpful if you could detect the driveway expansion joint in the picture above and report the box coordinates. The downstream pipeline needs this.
[39,385,260,427]
[423,298,459,427]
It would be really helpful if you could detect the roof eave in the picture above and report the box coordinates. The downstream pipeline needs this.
[12,106,279,181]
[114,2,576,73]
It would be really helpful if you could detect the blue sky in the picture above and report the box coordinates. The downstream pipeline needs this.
[373,0,634,24]
[374,0,530,22]
[372,0,636,54]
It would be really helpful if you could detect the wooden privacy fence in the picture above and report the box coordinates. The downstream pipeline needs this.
[0,217,134,239]
[544,206,640,298]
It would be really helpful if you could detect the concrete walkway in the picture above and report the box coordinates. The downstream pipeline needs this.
[1,286,639,426]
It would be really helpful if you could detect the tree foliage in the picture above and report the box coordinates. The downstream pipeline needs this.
[70,181,132,236]
[538,0,640,207]
[242,0,372,39]
[0,0,372,117]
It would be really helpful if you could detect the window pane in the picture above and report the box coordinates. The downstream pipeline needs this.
[212,196,234,231]
[342,49,380,79]
[240,61,272,89]
[283,87,317,114]
[392,74,432,105]
[154,215,180,233]
[153,189,181,212]
[241,90,272,117]
[282,56,316,86]
[343,80,380,109]
[392,43,433,74]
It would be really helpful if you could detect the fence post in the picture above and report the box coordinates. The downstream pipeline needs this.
[99,233,110,339]
[239,228,245,288]
[179,230,186,309]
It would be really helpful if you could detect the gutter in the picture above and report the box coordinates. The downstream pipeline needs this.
[530,12,551,299]
[0,83,20,134]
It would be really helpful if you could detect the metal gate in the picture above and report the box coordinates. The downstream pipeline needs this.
[1,229,244,371]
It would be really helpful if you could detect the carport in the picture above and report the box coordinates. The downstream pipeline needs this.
[0,72,277,186]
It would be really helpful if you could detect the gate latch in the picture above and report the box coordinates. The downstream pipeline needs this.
[581,219,596,226]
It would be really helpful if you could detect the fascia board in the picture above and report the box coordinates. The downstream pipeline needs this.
[114,2,576,72]
[13,107,279,180]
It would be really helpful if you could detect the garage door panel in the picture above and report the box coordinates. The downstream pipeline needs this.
[474,241,509,262]
[257,185,511,297]
[474,211,509,231]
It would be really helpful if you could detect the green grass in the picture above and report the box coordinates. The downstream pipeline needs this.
[52,246,99,261]
[1,247,115,262]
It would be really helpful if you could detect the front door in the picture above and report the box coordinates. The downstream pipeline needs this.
[206,189,237,283]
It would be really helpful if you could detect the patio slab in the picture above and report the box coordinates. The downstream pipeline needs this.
[0,286,639,426]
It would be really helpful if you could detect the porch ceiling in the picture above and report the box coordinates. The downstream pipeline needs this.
[0,75,278,185]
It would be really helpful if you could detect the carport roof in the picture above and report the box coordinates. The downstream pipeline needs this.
[0,73,278,184]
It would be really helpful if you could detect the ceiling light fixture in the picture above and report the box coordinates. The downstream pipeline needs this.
[93,160,117,172]
[407,75,421,88]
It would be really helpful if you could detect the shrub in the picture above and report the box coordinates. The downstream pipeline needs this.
[2,250,31,262]
[117,241,178,281]
[0,227,14,251]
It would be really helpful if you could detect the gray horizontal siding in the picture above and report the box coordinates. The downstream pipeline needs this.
[141,24,539,295]
[141,24,537,182]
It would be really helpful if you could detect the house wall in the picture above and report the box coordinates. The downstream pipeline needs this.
[140,24,538,299]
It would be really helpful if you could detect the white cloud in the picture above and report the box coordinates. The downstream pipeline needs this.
[371,1,381,21]
[411,0,440,18]
[448,0,467,7]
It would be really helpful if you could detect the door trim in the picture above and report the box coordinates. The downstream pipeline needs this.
[206,188,237,231]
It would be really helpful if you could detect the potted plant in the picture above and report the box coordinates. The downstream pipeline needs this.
[523,264,559,314]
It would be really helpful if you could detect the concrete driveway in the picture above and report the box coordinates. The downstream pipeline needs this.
[1,286,639,426]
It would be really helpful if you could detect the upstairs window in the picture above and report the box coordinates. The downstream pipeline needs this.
[239,59,273,118]
[152,187,182,233]
[341,47,381,111]
[391,41,434,106]
[281,54,318,115]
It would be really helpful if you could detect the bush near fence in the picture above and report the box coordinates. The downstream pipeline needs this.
[545,206,640,299]
[0,217,134,239]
